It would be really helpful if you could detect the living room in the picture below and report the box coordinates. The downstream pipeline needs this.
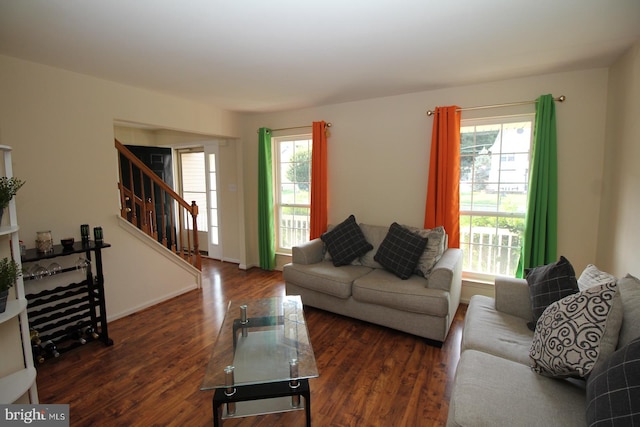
[0,1,639,425]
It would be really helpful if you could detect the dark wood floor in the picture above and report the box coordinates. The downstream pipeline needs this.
[36,258,467,427]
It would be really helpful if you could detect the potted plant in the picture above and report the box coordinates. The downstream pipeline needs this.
[0,177,25,223]
[0,257,21,313]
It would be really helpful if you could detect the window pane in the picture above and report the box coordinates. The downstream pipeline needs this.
[278,206,310,249]
[460,117,532,277]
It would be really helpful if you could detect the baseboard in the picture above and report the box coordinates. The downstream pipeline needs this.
[107,284,198,322]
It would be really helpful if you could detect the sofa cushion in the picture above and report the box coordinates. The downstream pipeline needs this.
[617,273,640,349]
[405,225,446,277]
[352,268,448,316]
[586,336,640,426]
[447,349,587,427]
[462,295,534,366]
[530,282,623,378]
[374,223,428,279]
[353,223,389,269]
[282,261,372,299]
[321,215,373,266]
[525,255,579,330]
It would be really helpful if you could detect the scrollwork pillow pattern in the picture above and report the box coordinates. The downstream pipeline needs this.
[529,281,623,378]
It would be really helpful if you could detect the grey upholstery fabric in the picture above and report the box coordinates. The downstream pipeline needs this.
[494,276,534,321]
[352,268,448,316]
[447,350,587,427]
[283,261,371,299]
[617,273,640,349]
[354,223,388,269]
[461,295,534,366]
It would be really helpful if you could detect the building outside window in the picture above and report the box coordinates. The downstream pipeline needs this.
[273,135,312,253]
[459,115,534,280]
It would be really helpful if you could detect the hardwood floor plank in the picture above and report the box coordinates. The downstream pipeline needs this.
[35,258,466,426]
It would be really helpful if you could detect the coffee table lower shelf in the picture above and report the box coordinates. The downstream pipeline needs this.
[212,379,311,426]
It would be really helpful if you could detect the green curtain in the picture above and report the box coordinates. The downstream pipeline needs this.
[258,128,276,270]
[516,94,558,278]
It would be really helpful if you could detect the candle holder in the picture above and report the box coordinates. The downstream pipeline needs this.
[36,231,53,253]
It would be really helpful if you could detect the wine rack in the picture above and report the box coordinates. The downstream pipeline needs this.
[22,241,113,362]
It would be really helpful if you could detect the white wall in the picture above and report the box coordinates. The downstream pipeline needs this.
[598,42,640,278]
[0,55,241,320]
[240,68,610,282]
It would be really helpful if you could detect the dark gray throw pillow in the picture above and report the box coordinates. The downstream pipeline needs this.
[586,336,640,426]
[374,222,428,280]
[525,255,579,331]
[321,215,373,266]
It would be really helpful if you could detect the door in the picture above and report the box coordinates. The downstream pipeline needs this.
[177,144,221,260]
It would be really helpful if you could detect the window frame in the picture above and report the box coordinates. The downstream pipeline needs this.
[459,114,534,282]
[272,133,313,254]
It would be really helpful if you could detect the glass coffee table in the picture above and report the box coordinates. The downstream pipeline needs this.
[201,295,319,426]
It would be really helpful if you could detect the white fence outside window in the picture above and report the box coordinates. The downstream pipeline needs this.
[461,226,521,276]
[279,216,310,250]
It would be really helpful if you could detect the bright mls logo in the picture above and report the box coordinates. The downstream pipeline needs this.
[1,405,69,426]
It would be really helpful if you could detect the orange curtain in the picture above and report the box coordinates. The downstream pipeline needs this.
[424,106,461,248]
[310,121,328,239]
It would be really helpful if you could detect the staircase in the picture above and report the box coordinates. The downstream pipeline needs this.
[115,139,202,270]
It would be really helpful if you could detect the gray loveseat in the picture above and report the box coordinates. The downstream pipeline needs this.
[447,271,640,426]
[283,222,463,344]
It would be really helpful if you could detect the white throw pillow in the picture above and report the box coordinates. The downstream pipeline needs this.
[577,264,616,291]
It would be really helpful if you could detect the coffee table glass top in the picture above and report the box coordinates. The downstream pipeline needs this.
[201,295,319,390]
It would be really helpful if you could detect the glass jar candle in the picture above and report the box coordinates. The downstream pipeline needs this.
[36,230,53,253]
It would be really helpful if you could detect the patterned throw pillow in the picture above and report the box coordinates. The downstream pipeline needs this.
[529,282,623,378]
[321,215,373,266]
[525,256,579,330]
[586,336,640,426]
[374,223,428,279]
[578,264,617,291]
[404,225,446,277]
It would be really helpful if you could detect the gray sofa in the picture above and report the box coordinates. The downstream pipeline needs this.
[283,223,463,344]
[447,273,640,426]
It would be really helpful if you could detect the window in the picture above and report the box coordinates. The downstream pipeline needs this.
[459,115,533,278]
[273,135,312,253]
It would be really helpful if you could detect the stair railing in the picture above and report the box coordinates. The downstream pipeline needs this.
[115,139,201,270]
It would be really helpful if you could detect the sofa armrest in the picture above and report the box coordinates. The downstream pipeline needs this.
[429,248,463,292]
[494,276,533,321]
[291,238,325,265]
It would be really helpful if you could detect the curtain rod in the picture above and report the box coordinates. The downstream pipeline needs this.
[257,122,332,133]
[426,95,566,116]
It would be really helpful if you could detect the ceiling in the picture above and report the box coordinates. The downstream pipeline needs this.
[1,1,639,113]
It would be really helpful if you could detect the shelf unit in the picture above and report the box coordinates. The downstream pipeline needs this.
[0,145,38,404]
[22,241,113,360]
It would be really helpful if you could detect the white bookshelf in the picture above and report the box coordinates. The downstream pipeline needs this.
[0,145,38,404]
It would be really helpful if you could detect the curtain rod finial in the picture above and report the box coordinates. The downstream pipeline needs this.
[426,110,435,116]
[557,95,566,102]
